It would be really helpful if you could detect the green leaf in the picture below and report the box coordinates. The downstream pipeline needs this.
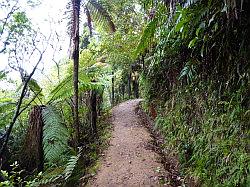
[175,19,185,32]
[188,37,198,48]
[0,71,7,80]
[196,22,205,36]
[134,17,158,58]
[201,44,204,57]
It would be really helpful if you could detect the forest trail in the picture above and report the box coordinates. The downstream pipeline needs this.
[89,99,166,186]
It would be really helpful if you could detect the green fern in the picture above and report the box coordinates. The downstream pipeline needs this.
[0,98,15,113]
[31,147,82,186]
[63,147,82,180]
[86,0,116,33]
[48,73,102,103]
[0,98,16,129]
[47,75,74,103]
[42,106,70,163]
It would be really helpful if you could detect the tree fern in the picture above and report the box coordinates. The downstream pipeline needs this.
[48,73,103,103]
[42,106,70,163]
[86,0,116,33]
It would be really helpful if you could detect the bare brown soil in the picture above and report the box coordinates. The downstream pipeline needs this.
[89,99,167,187]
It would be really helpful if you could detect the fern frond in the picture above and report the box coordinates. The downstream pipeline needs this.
[48,73,102,103]
[0,99,15,113]
[32,167,64,186]
[86,0,116,33]
[32,147,82,186]
[42,106,70,163]
[63,147,82,180]
[47,75,73,103]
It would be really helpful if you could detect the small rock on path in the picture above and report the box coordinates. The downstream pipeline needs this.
[89,99,166,186]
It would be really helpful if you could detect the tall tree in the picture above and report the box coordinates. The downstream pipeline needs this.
[70,0,116,140]
[71,0,81,145]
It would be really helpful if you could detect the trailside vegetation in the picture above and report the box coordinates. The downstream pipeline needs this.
[137,0,250,186]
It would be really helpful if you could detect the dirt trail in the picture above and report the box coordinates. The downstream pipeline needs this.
[89,99,166,187]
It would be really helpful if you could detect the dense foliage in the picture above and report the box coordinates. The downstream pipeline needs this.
[138,0,250,186]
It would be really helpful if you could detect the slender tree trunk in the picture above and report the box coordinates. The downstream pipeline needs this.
[121,84,125,100]
[90,90,97,134]
[72,0,80,145]
[128,73,131,99]
[111,71,115,106]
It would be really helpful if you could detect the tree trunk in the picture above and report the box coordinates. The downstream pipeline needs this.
[90,90,97,134]
[72,0,80,146]
[97,90,103,116]
[128,73,131,99]
[133,80,139,98]
[121,84,125,100]
[21,106,44,172]
[111,71,115,106]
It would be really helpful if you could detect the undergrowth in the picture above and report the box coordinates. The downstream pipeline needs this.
[150,84,250,186]
[0,111,112,187]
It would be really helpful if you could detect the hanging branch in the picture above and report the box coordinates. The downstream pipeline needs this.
[18,90,42,115]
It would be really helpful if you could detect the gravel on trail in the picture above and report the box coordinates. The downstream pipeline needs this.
[89,99,167,187]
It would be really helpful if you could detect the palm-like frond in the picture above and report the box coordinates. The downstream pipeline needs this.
[42,106,70,163]
[0,98,15,113]
[86,0,116,33]
[48,72,103,103]
[0,98,15,129]
[28,78,43,96]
